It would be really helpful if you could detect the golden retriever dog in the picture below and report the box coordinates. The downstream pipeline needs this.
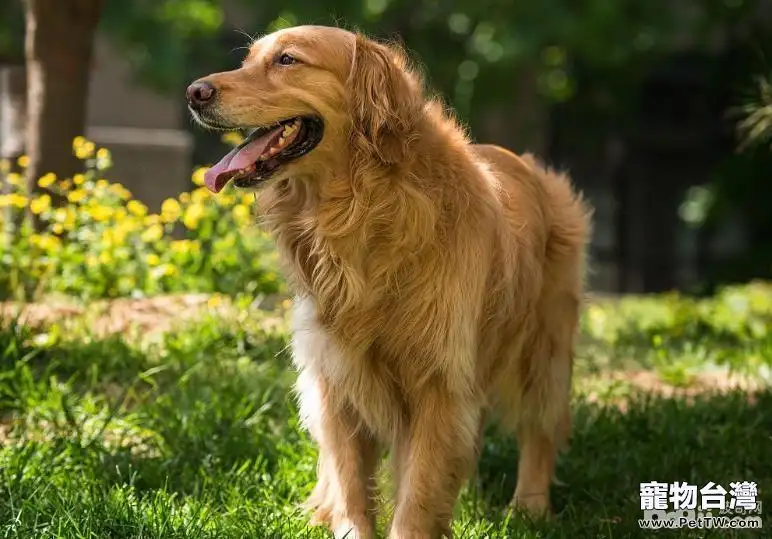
[187,25,591,539]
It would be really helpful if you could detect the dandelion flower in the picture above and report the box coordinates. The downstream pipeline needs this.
[8,193,27,208]
[67,190,87,203]
[141,223,164,243]
[89,205,113,222]
[37,173,57,188]
[183,203,205,230]
[30,194,51,214]
[127,200,148,217]
[161,198,182,222]
[192,167,209,186]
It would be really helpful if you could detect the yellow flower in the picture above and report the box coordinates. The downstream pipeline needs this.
[64,209,76,228]
[179,192,191,204]
[160,263,178,276]
[127,200,148,217]
[7,172,22,186]
[110,184,132,200]
[101,229,115,247]
[60,179,72,190]
[67,190,87,203]
[72,136,86,152]
[144,214,161,226]
[191,188,209,204]
[89,205,113,222]
[73,173,86,186]
[43,235,61,252]
[192,167,209,186]
[145,253,160,266]
[30,194,51,215]
[161,198,182,222]
[96,147,112,170]
[99,251,113,265]
[52,223,64,234]
[218,194,236,206]
[183,203,205,230]
[8,193,27,208]
[95,179,109,190]
[0,195,9,208]
[222,131,244,146]
[170,240,191,254]
[114,208,127,221]
[233,204,251,225]
[75,140,95,160]
[241,194,254,205]
[141,223,164,242]
[38,173,57,188]
[17,155,29,168]
[30,233,61,252]
[207,295,222,308]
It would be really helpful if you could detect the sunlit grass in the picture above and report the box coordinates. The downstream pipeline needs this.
[0,288,770,538]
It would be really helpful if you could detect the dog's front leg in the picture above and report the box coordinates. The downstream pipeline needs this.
[303,374,379,539]
[389,382,480,539]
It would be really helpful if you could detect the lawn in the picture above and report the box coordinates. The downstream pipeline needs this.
[0,285,770,538]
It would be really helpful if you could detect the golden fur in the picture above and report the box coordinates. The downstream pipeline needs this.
[192,25,592,539]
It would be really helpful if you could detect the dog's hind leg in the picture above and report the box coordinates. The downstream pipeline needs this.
[508,292,578,517]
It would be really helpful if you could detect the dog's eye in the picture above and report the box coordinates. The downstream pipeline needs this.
[276,53,297,66]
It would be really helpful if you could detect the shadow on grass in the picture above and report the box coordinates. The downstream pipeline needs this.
[471,390,771,538]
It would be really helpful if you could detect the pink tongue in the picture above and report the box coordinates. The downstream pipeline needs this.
[204,126,283,193]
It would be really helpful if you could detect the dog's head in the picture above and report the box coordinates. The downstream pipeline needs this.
[187,25,423,193]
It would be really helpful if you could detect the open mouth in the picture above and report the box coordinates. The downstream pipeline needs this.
[203,116,324,193]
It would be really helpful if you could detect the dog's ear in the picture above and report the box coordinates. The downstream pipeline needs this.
[348,34,421,165]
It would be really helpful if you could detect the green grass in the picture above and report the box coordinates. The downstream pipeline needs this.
[1,285,771,538]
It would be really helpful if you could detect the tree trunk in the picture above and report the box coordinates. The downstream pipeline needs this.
[23,0,104,195]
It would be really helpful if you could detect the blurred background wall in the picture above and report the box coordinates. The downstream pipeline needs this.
[1,0,771,294]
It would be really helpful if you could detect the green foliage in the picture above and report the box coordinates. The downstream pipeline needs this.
[0,0,23,63]
[582,282,772,381]
[100,0,225,92]
[739,75,772,150]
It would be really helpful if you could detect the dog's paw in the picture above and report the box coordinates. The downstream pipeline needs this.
[333,517,374,539]
[303,485,334,527]
[508,492,553,520]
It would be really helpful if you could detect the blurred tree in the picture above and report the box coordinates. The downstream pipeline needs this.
[0,1,23,64]
[11,0,227,202]
[23,0,105,204]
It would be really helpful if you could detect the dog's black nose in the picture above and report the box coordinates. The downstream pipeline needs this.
[186,80,216,108]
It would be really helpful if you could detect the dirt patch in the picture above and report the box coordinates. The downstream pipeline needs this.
[579,369,767,409]
[0,294,218,337]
